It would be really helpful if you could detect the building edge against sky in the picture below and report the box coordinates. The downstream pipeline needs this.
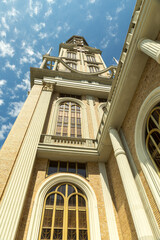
[0,0,160,239]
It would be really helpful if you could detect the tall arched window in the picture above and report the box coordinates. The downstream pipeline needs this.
[39,183,90,240]
[55,102,82,138]
[145,103,160,173]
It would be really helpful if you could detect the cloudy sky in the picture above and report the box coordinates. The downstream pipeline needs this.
[0,0,136,147]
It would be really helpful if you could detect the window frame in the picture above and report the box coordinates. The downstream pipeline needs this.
[26,173,102,240]
[135,87,160,211]
[48,97,89,139]
[88,65,99,73]
[38,183,90,240]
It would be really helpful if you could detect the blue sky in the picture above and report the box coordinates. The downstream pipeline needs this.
[0,0,136,147]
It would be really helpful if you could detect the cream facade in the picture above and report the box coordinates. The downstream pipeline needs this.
[0,0,160,239]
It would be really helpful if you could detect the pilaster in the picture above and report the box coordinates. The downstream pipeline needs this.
[99,162,119,240]
[0,85,53,240]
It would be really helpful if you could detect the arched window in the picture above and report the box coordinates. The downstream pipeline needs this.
[39,183,90,240]
[86,55,96,63]
[67,51,76,59]
[67,62,77,70]
[145,103,160,173]
[55,102,82,138]
[89,65,99,73]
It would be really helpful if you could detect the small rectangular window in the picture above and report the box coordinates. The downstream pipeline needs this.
[59,161,67,172]
[77,163,86,178]
[48,161,58,175]
[47,161,87,178]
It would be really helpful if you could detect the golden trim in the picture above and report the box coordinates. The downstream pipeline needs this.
[146,105,160,176]
[38,183,90,240]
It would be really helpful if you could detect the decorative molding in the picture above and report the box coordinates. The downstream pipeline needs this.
[42,55,116,79]
[135,87,160,211]
[43,82,55,92]
[27,173,102,240]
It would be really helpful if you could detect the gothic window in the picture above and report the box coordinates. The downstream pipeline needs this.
[67,52,76,59]
[89,65,99,73]
[55,102,82,138]
[67,62,77,70]
[47,161,86,178]
[39,183,90,240]
[145,103,160,173]
[86,55,96,63]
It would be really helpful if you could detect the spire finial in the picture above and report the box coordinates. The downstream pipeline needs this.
[46,47,53,55]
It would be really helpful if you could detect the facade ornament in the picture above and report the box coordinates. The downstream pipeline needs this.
[43,82,55,92]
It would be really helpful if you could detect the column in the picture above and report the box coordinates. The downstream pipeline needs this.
[99,162,119,240]
[109,128,154,240]
[0,83,54,240]
[138,38,160,64]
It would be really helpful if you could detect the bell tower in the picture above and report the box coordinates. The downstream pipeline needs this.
[0,36,117,240]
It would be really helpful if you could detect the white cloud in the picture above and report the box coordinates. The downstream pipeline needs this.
[0,99,4,106]
[100,38,109,49]
[0,41,14,57]
[47,0,56,4]
[106,13,113,21]
[25,46,34,56]
[8,101,24,117]
[29,0,42,17]
[108,23,118,37]
[0,80,7,87]
[0,31,6,38]
[89,0,95,3]
[33,22,45,32]
[55,26,62,38]
[44,8,52,17]
[116,2,125,14]
[16,70,22,78]
[0,116,8,122]
[1,17,9,30]
[7,8,19,18]
[39,32,48,39]
[16,72,30,91]
[64,23,70,32]
[4,61,16,71]
[64,0,72,5]
[86,12,93,21]
[0,123,12,140]
[14,27,19,34]
[20,56,36,65]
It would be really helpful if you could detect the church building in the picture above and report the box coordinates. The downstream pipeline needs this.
[0,0,160,239]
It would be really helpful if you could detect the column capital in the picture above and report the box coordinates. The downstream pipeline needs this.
[42,82,56,92]
[138,38,160,64]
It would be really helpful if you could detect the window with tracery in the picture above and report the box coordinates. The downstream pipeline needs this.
[67,52,76,59]
[67,62,77,70]
[86,55,96,63]
[89,65,99,73]
[145,103,160,173]
[39,183,90,240]
[56,102,82,138]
